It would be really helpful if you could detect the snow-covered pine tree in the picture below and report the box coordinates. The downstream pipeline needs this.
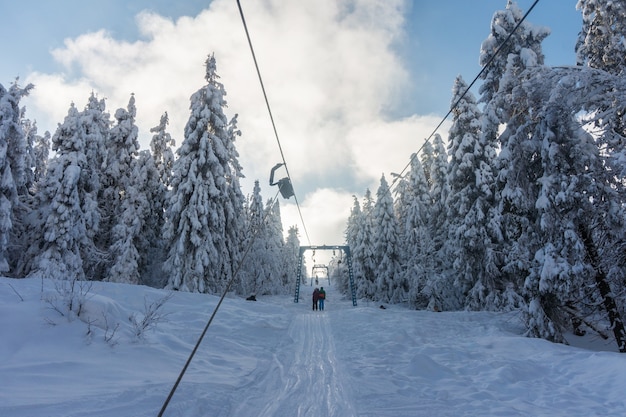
[262,198,287,294]
[519,74,626,345]
[397,154,437,310]
[345,195,364,295]
[135,114,175,287]
[576,0,626,76]
[373,175,402,303]
[26,104,98,280]
[443,75,502,310]
[479,0,550,306]
[107,177,146,285]
[80,93,110,278]
[22,119,50,188]
[353,190,377,300]
[239,180,265,296]
[19,116,36,195]
[283,225,301,293]
[103,96,142,283]
[29,123,50,188]
[427,133,449,280]
[572,1,626,351]
[163,54,245,293]
[150,112,175,191]
[0,80,33,274]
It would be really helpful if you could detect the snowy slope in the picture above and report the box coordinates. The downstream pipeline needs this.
[1,277,625,417]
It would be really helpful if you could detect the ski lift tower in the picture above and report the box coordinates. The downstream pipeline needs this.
[294,245,357,306]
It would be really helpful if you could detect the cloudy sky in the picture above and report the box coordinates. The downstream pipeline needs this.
[2,0,580,251]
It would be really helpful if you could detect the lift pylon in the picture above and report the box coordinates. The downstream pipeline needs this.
[294,245,357,306]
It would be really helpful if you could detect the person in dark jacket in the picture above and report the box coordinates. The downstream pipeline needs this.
[318,287,326,311]
[312,287,320,311]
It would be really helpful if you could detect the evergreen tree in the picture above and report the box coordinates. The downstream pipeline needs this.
[512,66,626,350]
[19,117,36,194]
[345,195,364,296]
[263,198,286,294]
[164,54,245,294]
[480,1,550,304]
[32,126,50,187]
[134,150,164,286]
[373,175,402,303]
[427,133,449,281]
[80,93,110,278]
[150,112,175,190]
[398,154,436,309]
[103,96,141,283]
[576,0,626,76]
[240,180,265,296]
[27,104,97,279]
[283,225,301,293]
[238,182,286,296]
[353,190,377,300]
[0,80,33,274]
[443,76,502,310]
[133,113,176,287]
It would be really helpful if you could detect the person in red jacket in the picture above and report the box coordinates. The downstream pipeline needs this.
[312,287,320,311]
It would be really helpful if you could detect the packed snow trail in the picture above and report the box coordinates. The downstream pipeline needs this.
[229,303,357,417]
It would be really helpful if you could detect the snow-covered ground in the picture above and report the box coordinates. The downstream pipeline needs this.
[1,276,625,417]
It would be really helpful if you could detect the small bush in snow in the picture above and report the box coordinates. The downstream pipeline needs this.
[129,293,172,340]
[43,278,93,320]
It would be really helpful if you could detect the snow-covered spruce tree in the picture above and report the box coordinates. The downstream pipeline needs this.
[576,0,626,76]
[263,198,287,294]
[426,134,449,284]
[0,80,34,275]
[569,67,626,351]
[163,54,245,294]
[518,72,626,347]
[283,225,301,294]
[239,180,264,296]
[239,183,286,296]
[19,116,36,194]
[479,1,550,300]
[135,115,175,287]
[373,175,403,303]
[150,112,175,190]
[30,124,50,188]
[268,200,288,294]
[345,195,364,296]
[80,93,110,279]
[396,154,437,310]
[353,190,377,300]
[99,95,140,282]
[26,104,97,280]
[443,75,504,311]
[421,134,449,245]
[538,63,626,348]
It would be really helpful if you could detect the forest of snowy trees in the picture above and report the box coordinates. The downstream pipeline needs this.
[0,54,300,298]
[341,0,626,350]
[2,0,626,349]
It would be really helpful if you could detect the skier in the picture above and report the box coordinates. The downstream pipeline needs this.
[312,287,320,311]
[318,287,326,311]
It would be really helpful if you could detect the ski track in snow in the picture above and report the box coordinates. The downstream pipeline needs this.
[3,278,626,417]
[230,310,357,417]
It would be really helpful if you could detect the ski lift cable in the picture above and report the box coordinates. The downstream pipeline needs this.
[236,0,312,246]
[385,0,540,195]
[158,189,282,417]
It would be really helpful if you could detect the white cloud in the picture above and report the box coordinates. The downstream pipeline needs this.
[280,187,354,247]
[21,0,443,246]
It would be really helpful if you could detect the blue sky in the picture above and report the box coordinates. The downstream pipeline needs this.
[0,0,582,246]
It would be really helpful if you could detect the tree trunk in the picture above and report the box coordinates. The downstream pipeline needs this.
[578,224,626,353]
